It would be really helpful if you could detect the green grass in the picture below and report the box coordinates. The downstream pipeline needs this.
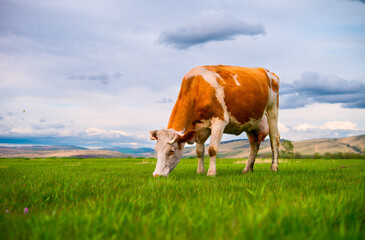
[0,158,364,240]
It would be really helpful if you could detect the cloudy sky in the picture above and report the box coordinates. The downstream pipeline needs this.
[1,0,365,148]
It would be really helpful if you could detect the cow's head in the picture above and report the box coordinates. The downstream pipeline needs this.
[150,129,195,177]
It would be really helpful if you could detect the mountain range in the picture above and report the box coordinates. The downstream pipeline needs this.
[0,134,364,159]
[0,145,130,158]
[183,134,365,158]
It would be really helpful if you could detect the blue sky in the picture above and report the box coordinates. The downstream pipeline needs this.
[1,0,365,148]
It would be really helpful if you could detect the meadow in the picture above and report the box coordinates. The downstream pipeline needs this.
[0,158,364,239]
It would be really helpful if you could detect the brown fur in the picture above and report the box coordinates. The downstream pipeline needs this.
[150,130,158,140]
[178,130,196,143]
[205,65,269,124]
[168,65,278,133]
[208,146,218,157]
[168,75,224,131]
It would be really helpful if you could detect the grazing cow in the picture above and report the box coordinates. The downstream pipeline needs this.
[150,65,280,177]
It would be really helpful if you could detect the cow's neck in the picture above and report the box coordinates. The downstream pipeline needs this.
[167,97,194,133]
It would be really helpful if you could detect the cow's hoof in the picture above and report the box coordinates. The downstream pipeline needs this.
[271,165,278,172]
[207,171,217,177]
[197,169,205,174]
[242,168,253,174]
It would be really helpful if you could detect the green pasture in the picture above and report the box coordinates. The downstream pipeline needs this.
[0,158,364,239]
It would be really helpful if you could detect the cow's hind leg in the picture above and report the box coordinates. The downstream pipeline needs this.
[243,132,261,173]
[207,119,226,176]
[266,106,280,171]
[196,129,211,174]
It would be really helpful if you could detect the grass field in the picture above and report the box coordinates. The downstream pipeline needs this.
[0,158,364,239]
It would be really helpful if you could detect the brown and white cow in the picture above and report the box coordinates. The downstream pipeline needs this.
[150,65,280,177]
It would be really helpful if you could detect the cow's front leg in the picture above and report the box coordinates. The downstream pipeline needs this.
[195,129,211,175]
[207,119,226,176]
[196,143,205,174]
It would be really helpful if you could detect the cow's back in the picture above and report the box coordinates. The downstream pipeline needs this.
[168,65,278,133]
[204,65,270,124]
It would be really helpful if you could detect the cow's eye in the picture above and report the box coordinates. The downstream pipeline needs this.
[169,149,175,155]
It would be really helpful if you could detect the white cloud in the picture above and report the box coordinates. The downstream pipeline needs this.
[111,142,139,146]
[294,123,317,132]
[85,127,109,136]
[1,124,152,147]
[278,122,290,133]
[319,121,360,130]
[85,128,140,139]
[6,124,80,137]
[294,121,360,132]
[109,130,131,137]
[10,126,34,134]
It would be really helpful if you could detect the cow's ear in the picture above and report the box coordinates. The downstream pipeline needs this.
[149,130,158,140]
[178,130,196,144]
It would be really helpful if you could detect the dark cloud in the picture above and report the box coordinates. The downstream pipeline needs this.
[280,72,365,109]
[0,116,4,120]
[39,119,46,123]
[69,72,123,85]
[156,98,174,104]
[350,0,365,4]
[280,93,314,109]
[159,10,265,49]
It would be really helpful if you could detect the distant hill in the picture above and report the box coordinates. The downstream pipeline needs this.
[1,135,364,159]
[0,145,86,151]
[100,147,155,157]
[182,134,365,158]
[0,145,130,159]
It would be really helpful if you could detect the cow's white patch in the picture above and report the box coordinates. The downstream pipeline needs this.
[207,117,227,176]
[257,114,269,134]
[233,74,241,86]
[171,128,185,136]
[266,71,279,83]
[152,129,186,177]
[263,69,279,109]
[186,66,229,122]
[267,88,277,108]
[153,152,170,176]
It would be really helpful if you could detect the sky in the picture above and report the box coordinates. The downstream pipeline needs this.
[0,0,365,148]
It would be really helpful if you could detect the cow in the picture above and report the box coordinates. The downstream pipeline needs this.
[150,65,280,177]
